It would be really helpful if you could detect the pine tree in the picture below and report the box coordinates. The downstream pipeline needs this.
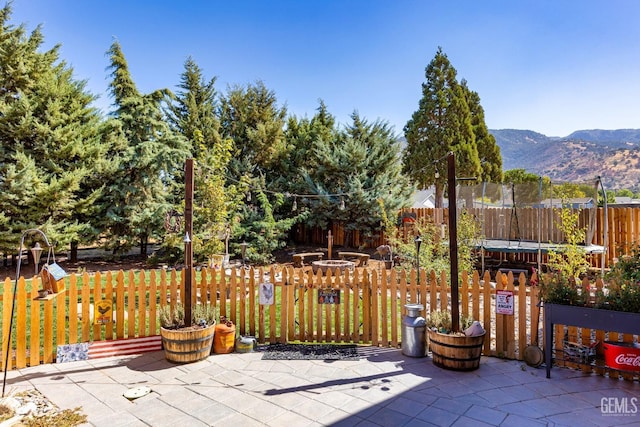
[403,47,480,207]
[100,41,189,256]
[461,79,503,183]
[0,4,107,259]
[219,81,288,176]
[219,81,297,258]
[276,100,337,208]
[166,57,236,261]
[305,112,412,246]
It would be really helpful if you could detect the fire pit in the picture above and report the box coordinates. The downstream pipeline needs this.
[311,260,355,274]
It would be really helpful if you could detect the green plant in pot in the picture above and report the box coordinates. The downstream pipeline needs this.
[159,303,217,363]
[426,310,475,335]
[159,303,217,330]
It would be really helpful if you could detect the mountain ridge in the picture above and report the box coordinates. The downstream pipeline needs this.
[489,129,640,190]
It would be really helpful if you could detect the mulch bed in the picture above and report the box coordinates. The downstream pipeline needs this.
[260,343,361,360]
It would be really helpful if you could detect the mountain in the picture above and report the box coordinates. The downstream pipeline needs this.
[490,129,640,191]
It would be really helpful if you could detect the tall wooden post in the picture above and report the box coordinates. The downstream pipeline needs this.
[447,152,460,332]
[184,159,194,325]
[327,230,333,260]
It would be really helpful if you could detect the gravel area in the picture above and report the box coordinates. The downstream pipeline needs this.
[260,343,361,360]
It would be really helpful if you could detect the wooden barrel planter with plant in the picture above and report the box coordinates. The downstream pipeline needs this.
[159,303,217,363]
[161,324,216,363]
[427,329,486,371]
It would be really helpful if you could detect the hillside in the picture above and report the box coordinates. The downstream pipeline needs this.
[490,129,640,190]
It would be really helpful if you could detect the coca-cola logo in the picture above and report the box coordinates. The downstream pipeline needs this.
[614,353,640,367]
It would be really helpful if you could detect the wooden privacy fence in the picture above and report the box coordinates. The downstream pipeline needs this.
[296,207,640,268]
[0,267,637,381]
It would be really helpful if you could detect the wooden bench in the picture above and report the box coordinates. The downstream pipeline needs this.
[338,251,370,267]
[292,252,324,267]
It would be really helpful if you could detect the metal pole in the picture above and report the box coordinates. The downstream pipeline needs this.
[447,152,460,333]
[3,229,52,397]
[598,176,608,277]
[415,235,422,304]
[184,159,194,326]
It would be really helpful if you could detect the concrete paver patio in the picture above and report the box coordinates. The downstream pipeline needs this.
[3,347,639,426]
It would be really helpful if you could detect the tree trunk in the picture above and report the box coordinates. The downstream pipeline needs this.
[70,241,78,263]
[140,236,148,259]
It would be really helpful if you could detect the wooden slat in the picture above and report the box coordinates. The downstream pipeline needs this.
[81,275,91,342]
[506,275,516,358]
[518,275,527,359]
[68,275,78,344]
[15,279,27,368]
[343,273,350,343]
[104,272,114,339]
[482,270,492,356]
[249,269,257,337]
[230,269,238,327]
[29,286,41,367]
[352,276,359,342]
[279,268,287,344]
[137,271,146,337]
[390,269,398,347]
[127,271,136,338]
[148,271,156,336]
[380,270,388,346]
[269,273,277,344]
[371,272,379,346]
[93,272,102,341]
[43,299,54,363]
[116,271,125,339]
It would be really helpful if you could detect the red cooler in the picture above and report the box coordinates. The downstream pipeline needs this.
[603,341,640,372]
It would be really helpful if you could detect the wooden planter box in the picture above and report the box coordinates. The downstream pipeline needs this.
[544,303,640,378]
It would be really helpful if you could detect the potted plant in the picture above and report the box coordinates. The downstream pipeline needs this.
[159,303,217,363]
[539,204,640,378]
[426,310,486,371]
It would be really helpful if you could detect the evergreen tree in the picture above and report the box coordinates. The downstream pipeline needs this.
[166,57,236,261]
[304,112,412,246]
[461,79,502,183]
[100,41,188,256]
[276,100,337,208]
[0,4,107,259]
[219,81,288,177]
[219,81,297,257]
[403,47,480,207]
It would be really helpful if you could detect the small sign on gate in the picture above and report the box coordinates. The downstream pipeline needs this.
[318,289,340,304]
[496,290,514,315]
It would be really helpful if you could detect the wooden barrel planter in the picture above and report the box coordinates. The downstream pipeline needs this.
[160,324,216,363]
[427,329,486,371]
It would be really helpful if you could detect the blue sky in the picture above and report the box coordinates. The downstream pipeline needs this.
[10,0,640,137]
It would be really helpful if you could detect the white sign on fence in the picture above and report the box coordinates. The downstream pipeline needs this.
[496,290,514,315]
[259,282,274,305]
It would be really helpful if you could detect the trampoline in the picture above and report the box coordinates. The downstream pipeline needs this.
[455,176,608,275]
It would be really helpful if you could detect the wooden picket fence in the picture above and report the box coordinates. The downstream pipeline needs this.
[0,267,637,381]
